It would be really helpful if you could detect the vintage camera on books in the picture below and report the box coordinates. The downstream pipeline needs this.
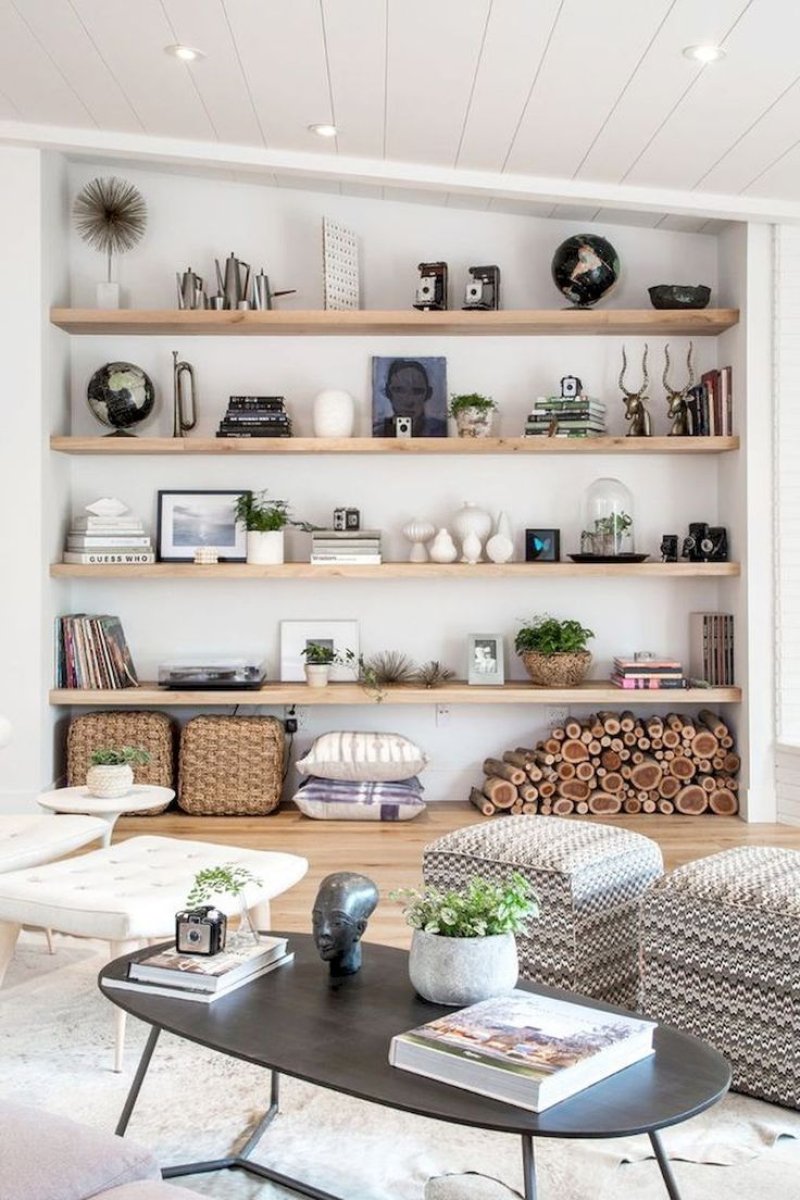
[413,261,448,311]
[681,522,729,563]
[462,265,500,310]
[175,905,227,956]
[560,375,582,399]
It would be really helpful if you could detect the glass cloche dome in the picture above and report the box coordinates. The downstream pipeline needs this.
[579,477,635,558]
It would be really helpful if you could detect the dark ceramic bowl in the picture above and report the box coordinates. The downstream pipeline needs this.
[648,284,711,309]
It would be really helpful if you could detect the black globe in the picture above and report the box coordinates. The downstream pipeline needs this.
[551,234,620,308]
[87,362,155,434]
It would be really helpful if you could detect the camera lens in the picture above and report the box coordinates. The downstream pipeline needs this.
[187,928,201,944]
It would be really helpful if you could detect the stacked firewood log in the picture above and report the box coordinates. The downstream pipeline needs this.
[471,710,739,818]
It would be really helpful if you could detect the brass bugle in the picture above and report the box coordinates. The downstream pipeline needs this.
[172,349,197,438]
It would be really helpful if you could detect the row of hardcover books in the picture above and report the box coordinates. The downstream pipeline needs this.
[217,394,292,439]
[55,614,138,689]
[611,657,685,690]
[104,936,293,1004]
[689,611,735,686]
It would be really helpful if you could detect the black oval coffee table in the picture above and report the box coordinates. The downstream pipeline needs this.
[101,934,730,1200]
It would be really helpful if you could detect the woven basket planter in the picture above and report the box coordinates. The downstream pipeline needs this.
[67,711,175,814]
[520,650,592,687]
[178,715,285,815]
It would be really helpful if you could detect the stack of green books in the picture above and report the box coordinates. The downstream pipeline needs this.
[524,396,607,439]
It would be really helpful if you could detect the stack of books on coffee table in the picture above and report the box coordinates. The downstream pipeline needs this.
[311,529,382,565]
[103,936,293,1003]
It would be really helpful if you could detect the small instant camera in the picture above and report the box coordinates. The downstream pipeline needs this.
[394,415,413,437]
[560,375,582,399]
[175,905,227,956]
[413,261,448,311]
[462,265,500,311]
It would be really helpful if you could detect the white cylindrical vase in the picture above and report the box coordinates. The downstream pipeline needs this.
[246,530,285,564]
[313,389,355,438]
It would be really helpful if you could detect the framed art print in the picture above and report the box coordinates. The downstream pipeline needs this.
[280,620,360,682]
[371,356,447,437]
[467,634,505,686]
[157,491,247,562]
[525,528,561,562]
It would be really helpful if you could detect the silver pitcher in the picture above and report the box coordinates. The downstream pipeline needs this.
[176,268,205,310]
[215,253,250,310]
[251,269,298,310]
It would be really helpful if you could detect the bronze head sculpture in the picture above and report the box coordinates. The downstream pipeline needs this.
[312,871,379,976]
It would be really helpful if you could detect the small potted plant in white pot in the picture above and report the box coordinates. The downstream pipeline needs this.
[86,746,150,799]
[302,641,336,688]
[514,615,594,688]
[391,873,538,1006]
[448,393,497,438]
[234,490,317,565]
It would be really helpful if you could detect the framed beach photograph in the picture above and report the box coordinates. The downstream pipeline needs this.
[467,634,505,686]
[280,620,360,682]
[157,490,247,562]
[371,356,448,437]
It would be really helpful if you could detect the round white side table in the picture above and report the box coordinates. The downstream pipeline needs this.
[36,785,175,847]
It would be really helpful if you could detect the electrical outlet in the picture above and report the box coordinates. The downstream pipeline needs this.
[284,704,308,732]
[435,704,451,727]
[546,706,569,729]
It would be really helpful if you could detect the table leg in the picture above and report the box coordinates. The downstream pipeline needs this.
[100,815,116,849]
[237,1070,280,1159]
[115,1025,162,1136]
[649,1130,683,1200]
[521,1134,537,1200]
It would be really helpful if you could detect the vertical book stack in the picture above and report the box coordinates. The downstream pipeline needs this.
[689,613,735,686]
[217,396,293,438]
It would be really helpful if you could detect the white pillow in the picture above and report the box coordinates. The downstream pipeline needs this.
[295,731,428,782]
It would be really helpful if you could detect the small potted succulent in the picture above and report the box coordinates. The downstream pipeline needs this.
[234,490,316,565]
[514,615,594,687]
[448,393,497,438]
[86,746,150,799]
[392,874,538,1006]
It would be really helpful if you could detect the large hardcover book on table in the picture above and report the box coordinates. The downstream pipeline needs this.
[105,951,294,1003]
[128,935,288,992]
[389,990,655,1113]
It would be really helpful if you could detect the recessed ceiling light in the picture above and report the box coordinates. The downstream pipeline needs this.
[682,43,726,63]
[308,123,338,138]
[164,44,205,63]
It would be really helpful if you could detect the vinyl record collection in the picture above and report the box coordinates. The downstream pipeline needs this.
[55,614,139,689]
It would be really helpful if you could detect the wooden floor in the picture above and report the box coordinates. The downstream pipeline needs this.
[115,805,800,950]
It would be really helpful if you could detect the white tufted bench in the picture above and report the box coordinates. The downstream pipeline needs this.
[0,835,308,1071]
[0,812,109,873]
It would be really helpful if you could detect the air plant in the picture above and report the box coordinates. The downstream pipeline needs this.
[366,651,417,686]
[73,176,147,283]
[415,660,456,688]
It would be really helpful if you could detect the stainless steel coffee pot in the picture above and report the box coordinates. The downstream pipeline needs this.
[215,253,251,310]
[176,268,205,310]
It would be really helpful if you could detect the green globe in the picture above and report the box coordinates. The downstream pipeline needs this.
[87,362,155,434]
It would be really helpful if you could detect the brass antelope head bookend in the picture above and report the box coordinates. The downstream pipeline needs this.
[619,344,651,438]
[663,341,694,437]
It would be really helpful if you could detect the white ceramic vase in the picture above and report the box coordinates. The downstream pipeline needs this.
[402,519,435,563]
[409,930,519,1006]
[461,530,482,564]
[305,665,330,688]
[246,530,284,564]
[452,502,492,563]
[486,533,514,563]
[86,763,133,799]
[313,389,355,438]
[428,529,458,564]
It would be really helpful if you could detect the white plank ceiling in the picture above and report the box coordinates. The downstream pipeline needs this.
[0,0,798,216]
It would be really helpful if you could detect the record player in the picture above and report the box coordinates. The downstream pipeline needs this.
[158,659,267,690]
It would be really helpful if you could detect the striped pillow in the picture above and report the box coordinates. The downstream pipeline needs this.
[294,776,425,821]
[296,731,428,782]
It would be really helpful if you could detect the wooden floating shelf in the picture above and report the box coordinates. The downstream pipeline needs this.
[49,307,739,337]
[50,561,741,580]
[49,681,743,707]
[50,435,740,456]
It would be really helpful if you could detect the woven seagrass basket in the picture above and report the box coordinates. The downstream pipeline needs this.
[67,711,175,814]
[520,650,592,688]
[178,715,285,815]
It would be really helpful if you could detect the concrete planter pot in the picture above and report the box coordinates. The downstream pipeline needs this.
[409,930,518,1006]
[86,763,133,799]
[246,530,285,564]
[454,407,493,438]
[304,664,330,689]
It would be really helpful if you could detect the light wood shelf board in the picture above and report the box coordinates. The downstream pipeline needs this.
[50,681,742,707]
[50,435,740,456]
[50,561,741,580]
[49,307,740,337]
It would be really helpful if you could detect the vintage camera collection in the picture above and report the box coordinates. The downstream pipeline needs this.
[661,523,729,563]
[413,261,501,311]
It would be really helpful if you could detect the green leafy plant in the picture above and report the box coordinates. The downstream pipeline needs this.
[448,393,497,417]
[592,511,632,536]
[234,490,318,534]
[514,616,594,657]
[390,873,538,938]
[414,660,456,688]
[301,641,336,666]
[89,746,150,767]
[186,864,262,907]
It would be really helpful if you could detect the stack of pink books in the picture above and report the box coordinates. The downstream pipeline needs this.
[611,658,685,690]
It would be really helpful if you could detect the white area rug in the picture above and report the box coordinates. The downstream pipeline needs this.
[2,934,800,1200]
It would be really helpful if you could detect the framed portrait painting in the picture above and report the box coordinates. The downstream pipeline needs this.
[371,356,447,438]
[157,490,247,562]
[467,634,505,686]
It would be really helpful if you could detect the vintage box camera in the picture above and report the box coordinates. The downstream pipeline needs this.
[682,523,729,563]
[333,507,361,530]
[462,265,500,311]
[413,261,448,311]
[560,375,582,399]
[175,905,227,956]
[394,415,413,437]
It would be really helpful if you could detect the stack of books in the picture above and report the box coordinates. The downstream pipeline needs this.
[390,990,655,1113]
[55,614,139,689]
[611,657,685,690]
[689,612,735,685]
[216,395,293,438]
[311,529,382,565]
[103,935,293,1004]
[64,506,154,565]
[524,395,606,439]
[687,367,733,436]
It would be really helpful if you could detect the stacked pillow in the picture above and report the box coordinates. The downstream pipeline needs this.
[293,731,427,821]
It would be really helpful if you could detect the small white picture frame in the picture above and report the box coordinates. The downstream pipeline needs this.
[468,634,505,686]
[280,620,360,682]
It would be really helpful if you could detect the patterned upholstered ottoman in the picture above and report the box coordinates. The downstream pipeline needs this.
[423,816,663,1009]
[640,846,800,1109]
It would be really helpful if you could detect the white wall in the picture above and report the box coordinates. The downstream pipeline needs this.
[53,164,738,805]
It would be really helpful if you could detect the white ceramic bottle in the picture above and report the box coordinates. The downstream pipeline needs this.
[428,528,458,564]
[452,502,492,563]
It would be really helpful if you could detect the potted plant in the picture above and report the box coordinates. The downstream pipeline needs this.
[301,641,336,688]
[514,615,594,687]
[186,863,263,949]
[234,491,317,565]
[448,393,497,438]
[86,746,150,799]
[391,873,538,1006]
